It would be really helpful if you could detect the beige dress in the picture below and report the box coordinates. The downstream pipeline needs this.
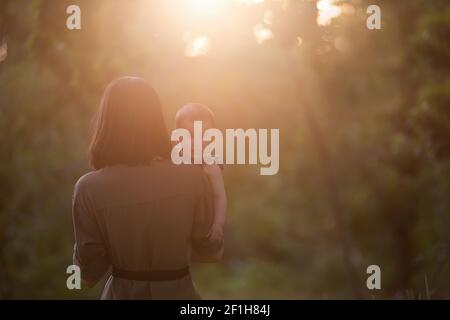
[72,160,222,299]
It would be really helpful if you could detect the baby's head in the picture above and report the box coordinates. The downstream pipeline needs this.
[175,103,215,132]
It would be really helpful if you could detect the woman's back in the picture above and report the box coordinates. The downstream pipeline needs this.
[72,160,219,299]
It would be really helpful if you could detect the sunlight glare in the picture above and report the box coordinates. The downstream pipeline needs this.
[185,36,211,57]
[317,0,342,26]
[263,10,274,25]
[253,24,273,44]
[238,0,264,6]
[184,0,227,15]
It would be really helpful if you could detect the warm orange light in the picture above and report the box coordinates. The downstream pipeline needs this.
[185,35,211,57]
[263,10,274,25]
[253,24,273,44]
[183,0,227,15]
[317,0,342,26]
[237,0,264,5]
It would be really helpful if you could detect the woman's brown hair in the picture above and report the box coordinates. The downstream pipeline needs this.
[89,77,171,169]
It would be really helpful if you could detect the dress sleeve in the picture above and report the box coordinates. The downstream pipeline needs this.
[191,170,224,262]
[72,179,110,286]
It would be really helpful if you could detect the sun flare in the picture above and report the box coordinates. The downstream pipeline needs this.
[254,24,273,44]
[185,35,211,57]
[317,0,342,26]
[182,0,227,15]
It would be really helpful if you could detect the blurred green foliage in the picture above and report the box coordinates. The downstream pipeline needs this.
[0,0,449,299]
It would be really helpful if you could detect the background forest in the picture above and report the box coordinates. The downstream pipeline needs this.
[0,0,449,299]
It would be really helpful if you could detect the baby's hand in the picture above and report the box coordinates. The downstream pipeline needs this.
[207,223,224,242]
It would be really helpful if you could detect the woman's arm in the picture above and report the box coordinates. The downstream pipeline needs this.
[72,177,110,287]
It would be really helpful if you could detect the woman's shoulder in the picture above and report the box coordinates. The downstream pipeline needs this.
[73,170,99,195]
[73,161,209,197]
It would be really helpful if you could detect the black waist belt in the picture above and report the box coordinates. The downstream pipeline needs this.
[112,266,190,282]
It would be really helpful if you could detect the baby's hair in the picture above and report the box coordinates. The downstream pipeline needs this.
[175,103,215,128]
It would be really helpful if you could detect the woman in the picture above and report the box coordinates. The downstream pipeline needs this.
[72,77,223,299]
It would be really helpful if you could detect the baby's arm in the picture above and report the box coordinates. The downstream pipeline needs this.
[203,164,227,241]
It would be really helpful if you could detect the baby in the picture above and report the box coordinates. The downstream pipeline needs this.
[175,103,226,242]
